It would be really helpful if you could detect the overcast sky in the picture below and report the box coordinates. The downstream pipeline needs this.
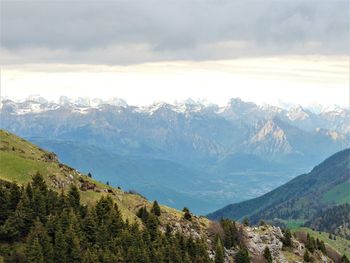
[1,0,349,107]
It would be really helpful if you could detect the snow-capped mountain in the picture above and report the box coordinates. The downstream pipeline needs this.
[1,97,348,213]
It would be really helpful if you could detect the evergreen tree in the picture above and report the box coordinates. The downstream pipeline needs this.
[54,228,67,263]
[214,235,225,263]
[235,246,250,263]
[263,246,273,263]
[32,172,47,194]
[282,229,292,247]
[303,250,312,262]
[65,226,81,263]
[151,200,161,216]
[183,207,192,221]
[8,182,21,212]
[67,185,80,213]
[82,209,97,244]
[27,220,53,263]
[305,233,315,252]
[137,206,149,222]
[27,237,45,263]
[220,218,238,249]
[243,217,249,227]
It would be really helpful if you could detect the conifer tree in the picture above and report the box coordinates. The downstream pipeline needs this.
[67,185,80,213]
[235,246,250,263]
[214,235,225,263]
[82,209,97,244]
[27,237,45,263]
[243,217,249,226]
[54,228,67,263]
[282,229,292,247]
[263,246,273,263]
[65,226,81,263]
[183,207,192,221]
[151,200,161,216]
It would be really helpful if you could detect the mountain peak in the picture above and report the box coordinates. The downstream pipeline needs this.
[287,105,310,121]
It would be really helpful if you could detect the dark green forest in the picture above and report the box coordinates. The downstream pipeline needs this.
[304,204,350,240]
[0,173,214,263]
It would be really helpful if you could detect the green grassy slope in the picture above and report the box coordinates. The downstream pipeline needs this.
[0,129,209,227]
[293,227,350,259]
[322,181,350,205]
[208,148,350,223]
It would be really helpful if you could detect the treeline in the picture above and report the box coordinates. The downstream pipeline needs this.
[304,204,350,240]
[0,174,212,263]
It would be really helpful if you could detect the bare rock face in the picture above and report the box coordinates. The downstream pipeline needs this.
[244,226,286,262]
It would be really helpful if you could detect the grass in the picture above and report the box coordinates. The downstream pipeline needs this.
[282,219,306,230]
[322,181,350,205]
[293,227,350,259]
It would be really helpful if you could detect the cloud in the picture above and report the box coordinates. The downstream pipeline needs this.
[1,0,349,65]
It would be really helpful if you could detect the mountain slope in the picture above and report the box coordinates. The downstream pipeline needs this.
[208,148,350,223]
[0,129,193,223]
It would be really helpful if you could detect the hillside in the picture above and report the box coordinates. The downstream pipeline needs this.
[208,148,350,225]
[0,129,340,262]
[0,129,205,225]
[304,204,350,240]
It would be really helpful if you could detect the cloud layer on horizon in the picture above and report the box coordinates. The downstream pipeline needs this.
[1,0,349,65]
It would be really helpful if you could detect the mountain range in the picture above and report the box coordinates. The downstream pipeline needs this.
[1,97,349,213]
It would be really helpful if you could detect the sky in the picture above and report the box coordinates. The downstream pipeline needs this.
[1,0,349,107]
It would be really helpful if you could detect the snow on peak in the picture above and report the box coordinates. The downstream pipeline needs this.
[287,105,309,121]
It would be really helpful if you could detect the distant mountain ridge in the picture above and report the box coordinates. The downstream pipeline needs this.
[1,97,349,213]
[207,148,350,224]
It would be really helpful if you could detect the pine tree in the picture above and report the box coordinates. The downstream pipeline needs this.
[67,185,80,213]
[151,200,161,216]
[214,235,225,263]
[27,220,54,263]
[263,246,273,263]
[0,185,9,224]
[8,182,21,212]
[54,228,67,263]
[27,237,45,263]
[305,233,315,252]
[31,188,47,222]
[82,209,97,244]
[108,204,124,238]
[243,217,249,227]
[235,246,250,263]
[137,206,149,223]
[220,218,238,249]
[282,229,292,247]
[65,226,81,263]
[183,207,192,221]
[32,172,48,194]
